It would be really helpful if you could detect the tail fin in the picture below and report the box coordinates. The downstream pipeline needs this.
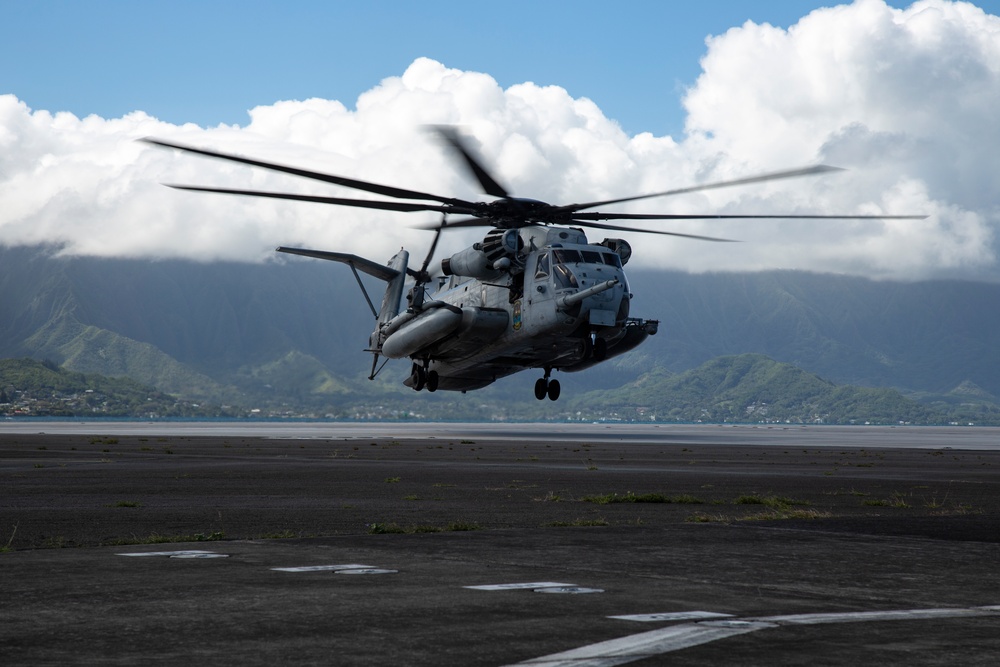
[276,244,409,355]
[378,250,409,325]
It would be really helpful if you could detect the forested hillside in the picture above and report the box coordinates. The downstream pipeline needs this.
[2,244,999,422]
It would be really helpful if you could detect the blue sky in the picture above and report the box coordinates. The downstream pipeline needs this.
[2,1,998,280]
[3,0,912,137]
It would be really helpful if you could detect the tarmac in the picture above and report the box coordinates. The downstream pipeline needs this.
[1,423,998,665]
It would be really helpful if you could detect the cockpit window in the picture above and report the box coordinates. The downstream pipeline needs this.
[602,252,622,268]
[581,250,602,264]
[553,263,578,289]
[553,249,582,264]
[534,252,549,279]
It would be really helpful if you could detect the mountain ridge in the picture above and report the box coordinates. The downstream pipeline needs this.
[2,244,999,418]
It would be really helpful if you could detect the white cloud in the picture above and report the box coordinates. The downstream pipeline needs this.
[673,0,1000,278]
[1,1,997,281]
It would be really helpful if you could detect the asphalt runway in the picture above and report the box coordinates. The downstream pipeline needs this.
[2,423,999,665]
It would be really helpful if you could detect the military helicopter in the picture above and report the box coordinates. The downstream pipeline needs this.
[143,128,922,400]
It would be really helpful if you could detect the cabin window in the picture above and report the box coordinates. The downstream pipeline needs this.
[553,249,582,264]
[534,252,550,279]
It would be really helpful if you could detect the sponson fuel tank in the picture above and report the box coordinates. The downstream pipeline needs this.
[381,304,462,359]
[380,304,509,360]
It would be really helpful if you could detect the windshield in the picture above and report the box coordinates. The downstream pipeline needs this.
[553,263,578,289]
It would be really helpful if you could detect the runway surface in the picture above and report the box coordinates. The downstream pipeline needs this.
[2,422,998,665]
[4,420,1000,449]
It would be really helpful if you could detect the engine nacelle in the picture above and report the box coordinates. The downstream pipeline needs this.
[442,228,523,279]
[599,238,632,265]
[441,246,503,280]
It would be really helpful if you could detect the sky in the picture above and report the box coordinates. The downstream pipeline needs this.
[2,0,999,281]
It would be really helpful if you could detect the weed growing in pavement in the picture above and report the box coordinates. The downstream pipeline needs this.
[583,492,704,505]
[1,523,18,553]
[733,494,809,509]
[367,523,406,534]
[923,491,949,509]
[546,518,609,527]
[685,513,731,524]
[367,521,480,535]
[739,509,831,521]
[259,530,296,539]
[194,531,225,541]
[103,531,225,546]
[446,521,480,531]
[864,492,911,508]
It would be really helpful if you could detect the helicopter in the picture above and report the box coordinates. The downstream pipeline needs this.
[143,128,923,400]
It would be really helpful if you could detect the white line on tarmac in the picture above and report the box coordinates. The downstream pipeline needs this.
[271,564,376,572]
[753,607,1000,625]
[465,582,577,591]
[509,620,774,667]
[118,550,218,557]
[507,605,1000,667]
[609,611,734,622]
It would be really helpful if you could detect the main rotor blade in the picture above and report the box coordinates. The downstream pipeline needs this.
[555,165,846,214]
[572,212,930,221]
[165,185,470,214]
[570,219,737,242]
[430,126,510,199]
[142,137,476,207]
[412,217,492,230]
[416,218,447,278]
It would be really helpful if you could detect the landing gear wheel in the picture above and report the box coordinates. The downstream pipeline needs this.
[410,363,426,391]
[546,379,561,401]
[534,378,548,401]
[426,370,439,392]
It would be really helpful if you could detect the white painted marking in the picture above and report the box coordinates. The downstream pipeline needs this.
[465,582,576,591]
[508,621,773,667]
[336,568,398,575]
[507,605,1000,667]
[170,553,229,559]
[118,550,216,557]
[271,564,376,572]
[610,611,734,623]
[754,607,1000,625]
[535,587,604,595]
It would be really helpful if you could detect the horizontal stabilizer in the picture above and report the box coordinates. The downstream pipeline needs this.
[276,247,401,282]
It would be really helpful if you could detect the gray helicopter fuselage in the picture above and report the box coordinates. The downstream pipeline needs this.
[377,225,655,392]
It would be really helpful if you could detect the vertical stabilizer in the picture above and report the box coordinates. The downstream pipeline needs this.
[379,250,409,325]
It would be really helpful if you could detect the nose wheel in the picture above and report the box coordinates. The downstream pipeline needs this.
[534,369,561,401]
[586,331,607,361]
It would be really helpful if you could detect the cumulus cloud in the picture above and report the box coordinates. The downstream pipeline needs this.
[1,0,997,281]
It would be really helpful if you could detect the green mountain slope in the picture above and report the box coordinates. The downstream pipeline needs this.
[628,271,1000,395]
[0,358,228,417]
[574,354,945,424]
[3,245,1000,418]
